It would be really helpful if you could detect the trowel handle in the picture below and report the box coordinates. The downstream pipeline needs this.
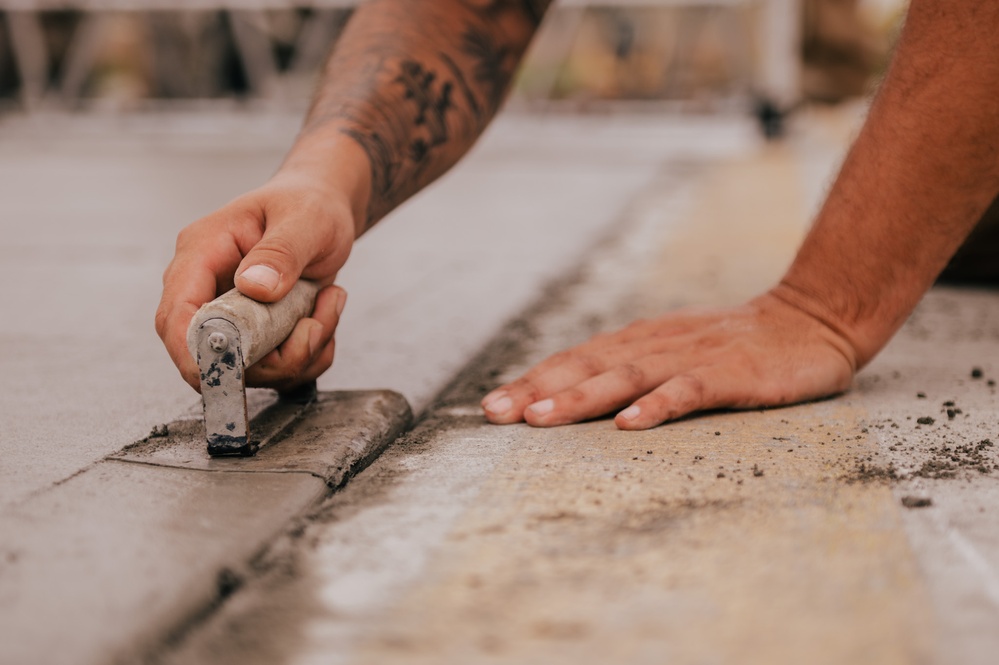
[187,280,321,368]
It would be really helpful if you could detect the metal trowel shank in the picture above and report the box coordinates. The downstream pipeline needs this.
[186,280,320,456]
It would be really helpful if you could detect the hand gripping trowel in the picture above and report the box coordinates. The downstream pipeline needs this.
[186,280,319,457]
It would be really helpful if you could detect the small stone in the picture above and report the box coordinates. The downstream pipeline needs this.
[901,496,933,509]
[916,392,926,399]
[971,367,984,379]
[916,416,935,425]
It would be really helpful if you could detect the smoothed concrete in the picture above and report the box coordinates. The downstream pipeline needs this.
[0,462,325,665]
[114,390,411,486]
[0,390,411,665]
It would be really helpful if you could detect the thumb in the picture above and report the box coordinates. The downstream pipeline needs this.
[234,229,311,303]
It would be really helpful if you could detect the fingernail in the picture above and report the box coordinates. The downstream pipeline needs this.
[482,390,506,409]
[335,289,347,317]
[619,405,641,421]
[239,265,280,291]
[528,399,554,416]
[308,323,323,356]
[485,396,513,415]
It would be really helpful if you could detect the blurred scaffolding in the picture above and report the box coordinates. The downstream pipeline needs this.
[0,0,903,115]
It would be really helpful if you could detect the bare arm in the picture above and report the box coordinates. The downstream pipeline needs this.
[281,0,550,233]
[776,0,999,366]
[484,0,999,429]
[157,0,549,390]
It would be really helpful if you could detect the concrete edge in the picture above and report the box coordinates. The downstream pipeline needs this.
[0,390,413,665]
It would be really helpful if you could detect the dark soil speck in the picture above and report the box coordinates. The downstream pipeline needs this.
[901,496,933,509]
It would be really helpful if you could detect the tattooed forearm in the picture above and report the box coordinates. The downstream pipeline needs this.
[300,0,552,227]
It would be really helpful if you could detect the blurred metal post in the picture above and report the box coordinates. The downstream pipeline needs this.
[755,0,801,109]
[228,9,282,98]
[526,0,800,111]
[288,7,351,75]
[6,10,47,108]
[59,13,109,104]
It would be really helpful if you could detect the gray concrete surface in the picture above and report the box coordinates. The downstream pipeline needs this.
[0,110,757,509]
[0,390,409,665]
[0,109,759,664]
[10,103,996,664]
[153,115,999,665]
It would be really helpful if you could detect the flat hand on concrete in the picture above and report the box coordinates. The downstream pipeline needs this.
[481,292,858,430]
[155,171,354,392]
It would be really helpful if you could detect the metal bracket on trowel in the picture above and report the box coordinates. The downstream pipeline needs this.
[187,280,320,457]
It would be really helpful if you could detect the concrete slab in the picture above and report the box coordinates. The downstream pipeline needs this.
[0,110,756,509]
[0,390,411,665]
[156,123,999,664]
[0,463,324,665]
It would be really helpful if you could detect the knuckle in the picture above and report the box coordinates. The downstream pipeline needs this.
[153,307,169,338]
[613,362,646,389]
[252,235,300,268]
[287,348,312,375]
[560,386,588,406]
[557,350,602,377]
[509,378,542,403]
[175,225,195,248]
[641,389,672,416]
[676,373,707,404]
[313,340,336,370]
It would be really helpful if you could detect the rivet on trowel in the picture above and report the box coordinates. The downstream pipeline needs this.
[208,332,229,353]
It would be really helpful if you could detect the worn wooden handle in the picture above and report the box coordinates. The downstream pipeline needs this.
[186,280,320,368]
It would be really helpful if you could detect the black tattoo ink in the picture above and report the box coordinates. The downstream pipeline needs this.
[314,0,552,227]
[517,0,552,25]
[440,52,483,123]
[461,27,512,112]
[395,59,454,162]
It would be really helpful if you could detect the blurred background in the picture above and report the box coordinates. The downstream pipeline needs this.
[0,0,904,117]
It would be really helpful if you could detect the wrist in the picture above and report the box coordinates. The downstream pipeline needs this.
[768,278,890,370]
[277,125,373,239]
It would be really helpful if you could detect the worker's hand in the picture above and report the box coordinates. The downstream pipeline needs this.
[481,291,859,429]
[155,169,356,392]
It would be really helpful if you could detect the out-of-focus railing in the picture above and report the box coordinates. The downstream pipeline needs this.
[0,1,360,108]
[0,0,800,117]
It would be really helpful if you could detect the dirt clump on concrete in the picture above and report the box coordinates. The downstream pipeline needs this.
[900,495,933,509]
[841,390,999,484]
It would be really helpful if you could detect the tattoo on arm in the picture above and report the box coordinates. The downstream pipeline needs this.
[303,0,552,227]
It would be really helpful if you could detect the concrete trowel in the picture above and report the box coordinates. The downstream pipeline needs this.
[186,279,319,457]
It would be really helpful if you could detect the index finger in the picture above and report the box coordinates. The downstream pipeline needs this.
[156,248,241,390]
